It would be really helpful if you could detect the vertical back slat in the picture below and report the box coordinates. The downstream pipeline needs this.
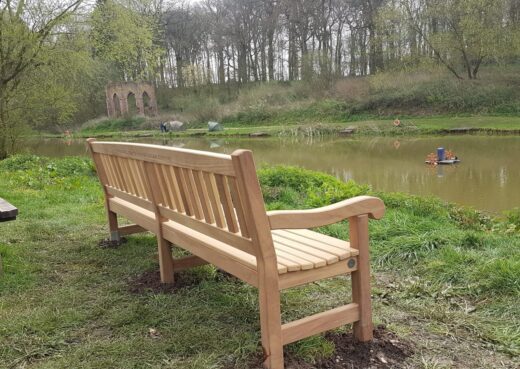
[186,169,204,220]
[104,155,120,188]
[136,161,153,200]
[160,165,177,210]
[228,177,250,238]
[194,170,214,223]
[129,159,146,198]
[215,174,239,233]
[204,172,225,228]
[100,155,115,187]
[165,166,185,213]
[156,164,173,208]
[175,167,194,216]
[121,158,138,195]
[152,164,169,207]
[110,156,126,192]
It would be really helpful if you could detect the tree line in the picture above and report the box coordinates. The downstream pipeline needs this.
[1,0,519,158]
[120,0,519,85]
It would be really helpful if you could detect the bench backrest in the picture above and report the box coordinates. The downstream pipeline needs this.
[87,140,274,259]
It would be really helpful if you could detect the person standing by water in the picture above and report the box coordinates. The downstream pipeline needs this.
[160,121,168,133]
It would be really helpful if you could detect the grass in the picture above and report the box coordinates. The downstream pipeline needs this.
[68,115,520,140]
[0,157,519,368]
[69,65,520,140]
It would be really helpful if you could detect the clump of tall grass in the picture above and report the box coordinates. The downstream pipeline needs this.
[0,155,94,189]
[81,116,146,133]
[258,165,368,209]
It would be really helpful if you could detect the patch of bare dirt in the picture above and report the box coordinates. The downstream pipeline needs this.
[223,325,413,369]
[317,325,413,368]
[287,325,413,369]
[127,270,202,294]
[127,268,239,294]
[98,237,127,248]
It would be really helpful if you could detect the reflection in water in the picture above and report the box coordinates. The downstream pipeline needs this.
[20,135,520,212]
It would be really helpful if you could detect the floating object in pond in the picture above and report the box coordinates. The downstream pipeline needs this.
[435,159,461,165]
[425,147,460,165]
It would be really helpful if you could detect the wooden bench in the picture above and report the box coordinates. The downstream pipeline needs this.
[87,139,385,369]
[1,197,18,275]
[0,197,18,222]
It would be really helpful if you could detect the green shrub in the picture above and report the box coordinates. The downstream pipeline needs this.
[504,208,520,228]
[477,259,520,295]
[258,165,368,209]
[0,155,94,189]
[448,205,493,231]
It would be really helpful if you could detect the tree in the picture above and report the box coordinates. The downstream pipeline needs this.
[0,0,82,159]
[90,0,161,81]
[400,0,514,79]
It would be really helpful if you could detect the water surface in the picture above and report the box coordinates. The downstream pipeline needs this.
[21,135,520,212]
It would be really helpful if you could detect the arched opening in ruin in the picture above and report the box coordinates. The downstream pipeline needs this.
[106,82,158,118]
[112,93,121,117]
[127,92,137,116]
[142,91,152,116]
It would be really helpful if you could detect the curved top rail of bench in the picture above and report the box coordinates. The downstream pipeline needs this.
[87,139,236,176]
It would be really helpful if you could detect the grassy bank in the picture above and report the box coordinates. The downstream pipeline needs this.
[155,66,520,124]
[69,66,520,139]
[72,115,520,140]
[0,156,519,368]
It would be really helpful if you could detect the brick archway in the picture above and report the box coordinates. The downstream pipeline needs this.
[105,82,158,118]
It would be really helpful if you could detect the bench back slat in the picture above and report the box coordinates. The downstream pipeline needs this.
[193,170,214,223]
[88,140,264,257]
[214,174,239,233]
[228,177,250,238]
[203,171,225,228]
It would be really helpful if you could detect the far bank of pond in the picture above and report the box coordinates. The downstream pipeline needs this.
[20,135,520,213]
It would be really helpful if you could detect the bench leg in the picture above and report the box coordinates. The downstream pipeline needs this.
[108,211,120,242]
[259,286,284,369]
[350,215,373,341]
[158,237,174,284]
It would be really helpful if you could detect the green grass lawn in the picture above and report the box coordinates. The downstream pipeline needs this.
[0,157,519,368]
[68,115,520,140]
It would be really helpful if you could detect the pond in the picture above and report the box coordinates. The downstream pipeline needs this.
[21,135,520,213]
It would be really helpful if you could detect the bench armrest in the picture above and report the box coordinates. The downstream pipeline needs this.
[266,195,385,230]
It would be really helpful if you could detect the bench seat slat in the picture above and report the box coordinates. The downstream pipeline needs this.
[285,229,359,256]
[271,233,339,265]
[273,243,327,269]
[273,229,358,259]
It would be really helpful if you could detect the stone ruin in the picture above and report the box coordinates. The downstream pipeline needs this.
[105,82,158,118]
